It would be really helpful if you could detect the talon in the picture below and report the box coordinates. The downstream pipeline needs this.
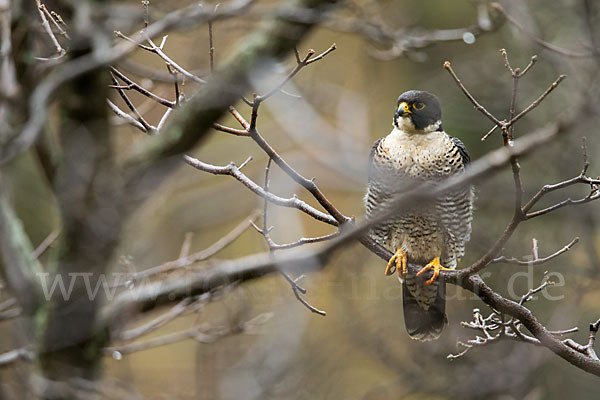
[385,248,407,277]
[415,256,453,285]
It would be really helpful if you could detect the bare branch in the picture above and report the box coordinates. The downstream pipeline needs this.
[0,298,20,321]
[289,279,327,315]
[110,67,175,108]
[0,347,33,367]
[212,123,249,136]
[526,191,600,219]
[581,136,590,175]
[35,0,66,59]
[145,37,206,84]
[254,43,336,103]
[107,310,272,357]
[0,191,45,315]
[113,30,154,51]
[491,3,593,58]
[508,74,567,128]
[208,11,215,73]
[31,229,60,260]
[182,155,339,226]
[123,0,340,167]
[247,127,349,224]
[179,232,194,259]
[519,271,555,306]
[107,99,149,133]
[480,125,498,142]
[229,106,251,130]
[1,0,254,162]
[166,64,180,106]
[0,5,18,98]
[253,231,341,250]
[106,324,233,356]
[325,1,500,60]
[119,298,194,341]
[491,237,579,266]
[156,107,175,133]
[443,61,504,127]
[110,72,155,132]
[253,158,328,315]
[41,4,69,39]
[523,174,600,214]
[120,211,261,287]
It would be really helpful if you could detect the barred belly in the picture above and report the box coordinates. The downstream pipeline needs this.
[393,212,445,265]
[389,209,449,311]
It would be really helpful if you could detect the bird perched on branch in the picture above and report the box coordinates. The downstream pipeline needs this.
[365,90,473,341]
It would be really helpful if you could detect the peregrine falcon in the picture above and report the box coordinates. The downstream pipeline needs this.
[365,90,473,341]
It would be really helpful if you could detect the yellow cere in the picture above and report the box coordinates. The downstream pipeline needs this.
[398,102,411,114]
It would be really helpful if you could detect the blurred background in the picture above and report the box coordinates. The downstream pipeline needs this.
[3,0,600,398]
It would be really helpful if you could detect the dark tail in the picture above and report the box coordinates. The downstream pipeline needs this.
[402,279,447,341]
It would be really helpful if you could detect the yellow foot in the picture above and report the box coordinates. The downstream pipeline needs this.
[415,256,453,285]
[385,248,407,277]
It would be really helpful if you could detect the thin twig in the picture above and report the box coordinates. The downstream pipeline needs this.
[183,155,339,226]
[520,55,538,76]
[142,0,149,28]
[0,306,21,321]
[254,43,336,103]
[156,107,175,132]
[146,37,206,84]
[481,125,498,142]
[248,126,349,224]
[0,298,20,321]
[0,298,17,312]
[120,211,261,287]
[526,191,600,219]
[521,137,600,220]
[491,3,592,58]
[114,30,156,51]
[228,106,250,130]
[35,0,65,58]
[581,137,590,175]
[499,49,525,215]
[119,298,194,341]
[0,347,33,367]
[179,232,194,259]
[166,64,180,106]
[507,74,567,128]
[523,175,600,214]
[254,158,328,315]
[443,61,504,127]
[252,230,341,250]
[108,99,148,132]
[212,123,249,136]
[519,272,555,305]
[0,6,18,98]
[32,229,60,259]
[208,14,215,72]
[106,325,232,356]
[110,67,175,108]
[40,4,69,39]
[491,237,579,265]
[110,73,154,132]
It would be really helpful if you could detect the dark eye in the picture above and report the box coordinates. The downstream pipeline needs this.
[413,102,426,110]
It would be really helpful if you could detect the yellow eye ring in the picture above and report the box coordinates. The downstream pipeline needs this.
[398,102,411,114]
[413,102,426,110]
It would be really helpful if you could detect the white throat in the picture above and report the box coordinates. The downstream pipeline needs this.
[382,126,446,161]
[394,116,441,135]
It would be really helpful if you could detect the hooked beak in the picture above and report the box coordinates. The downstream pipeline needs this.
[397,101,411,117]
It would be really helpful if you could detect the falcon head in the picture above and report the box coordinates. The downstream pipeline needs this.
[393,90,442,133]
